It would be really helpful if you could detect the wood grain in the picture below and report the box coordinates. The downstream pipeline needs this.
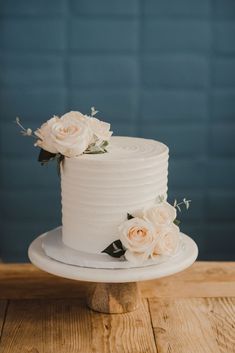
[0,262,234,299]
[0,263,89,300]
[206,297,235,353]
[0,301,8,339]
[0,263,234,352]
[0,299,157,353]
[87,282,141,313]
[141,261,235,299]
[148,297,235,353]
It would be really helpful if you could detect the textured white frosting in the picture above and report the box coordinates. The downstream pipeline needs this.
[61,136,169,254]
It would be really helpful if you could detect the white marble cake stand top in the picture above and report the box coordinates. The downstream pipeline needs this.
[42,226,188,269]
[28,232,198,283]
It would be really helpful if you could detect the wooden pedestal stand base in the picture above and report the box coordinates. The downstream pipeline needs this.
[87,282,141,314]
[29,232,198,315]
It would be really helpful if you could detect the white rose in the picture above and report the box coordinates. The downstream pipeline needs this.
[119,217,156,264]
[139,201,177,226]
[151,224,180,258]
[125,250,149,265]
[50,113,91,157]
[34,116,59,154]
[87,116,112,142]
[60,111,88,124]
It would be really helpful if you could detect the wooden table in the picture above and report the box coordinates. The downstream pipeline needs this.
[0,262,234,353]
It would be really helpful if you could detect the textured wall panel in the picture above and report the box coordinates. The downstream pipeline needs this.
[0,19,66,50]
[70,19,138,52]
[0,0,234,260]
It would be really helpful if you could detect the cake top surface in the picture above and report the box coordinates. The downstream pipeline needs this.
[72,136,168,162]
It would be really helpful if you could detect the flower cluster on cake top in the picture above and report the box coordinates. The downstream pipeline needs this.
[16,108,112,166]
[102,196,191,265]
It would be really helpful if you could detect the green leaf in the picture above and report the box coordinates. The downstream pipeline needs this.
[84,140,109,154]
[38,149,56,165]
[158,194,165,203]
[56,154,64,177]
[101,140,109,148]
[102,240,125,258]
[127,213,134,220]
[84,149,106,154]
[173,219,181,226]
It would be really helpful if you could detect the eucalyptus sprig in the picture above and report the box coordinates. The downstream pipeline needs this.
[84,140,109,154]
[157,195,165,203]
[15,117,36,138]
[173,198,191,212]
[91,106,99,117]
[173,198,191,226]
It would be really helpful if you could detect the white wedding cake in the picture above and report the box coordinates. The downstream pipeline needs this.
[61,136,169,254]
[18,109,187,266]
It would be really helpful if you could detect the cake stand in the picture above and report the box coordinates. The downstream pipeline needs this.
[28,232,198,314]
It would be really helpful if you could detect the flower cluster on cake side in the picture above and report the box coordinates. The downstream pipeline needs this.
[102,196,191,265]
[15,108,112,167]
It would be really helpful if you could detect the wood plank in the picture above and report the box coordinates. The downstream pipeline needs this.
[0,301,8,339]
[0,262,234,299]
[141,261,235,298]
[0,263,89,300]
[206,297,235,353]
[0,299,157,353]
[148,297,235,353]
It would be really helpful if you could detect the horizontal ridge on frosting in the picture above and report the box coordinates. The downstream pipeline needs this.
[61,136,169,254]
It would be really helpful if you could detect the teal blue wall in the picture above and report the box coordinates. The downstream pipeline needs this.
[0,0,235,261]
